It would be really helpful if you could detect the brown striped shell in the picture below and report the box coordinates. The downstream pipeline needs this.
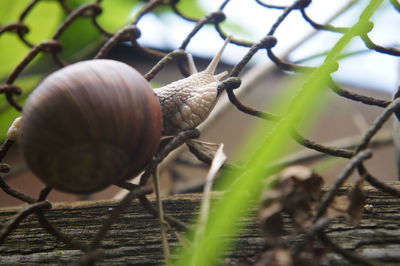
[20,59,162,194]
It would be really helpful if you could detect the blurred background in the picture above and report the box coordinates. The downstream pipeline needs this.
[1,0,399,207]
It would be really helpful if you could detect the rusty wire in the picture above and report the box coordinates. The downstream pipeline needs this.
[0,0,400,265]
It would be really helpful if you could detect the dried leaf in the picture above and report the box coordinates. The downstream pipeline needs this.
[347,179,365,225]
[223,258,254,266]
[254,246,327,266]
[187,139,223,165]
[254,248,292,266]
[196,144,226,239]
[259,202,285,245]
[259,166,324,243]
[280,165,324,202]
[293,247,328,266]
[325,180,365,225]
[278,166,324,229]
[205,144,227,185]
[326,195,350,219]
[259,186,285,244]
[259,201,282,221]
[280,165,314,181]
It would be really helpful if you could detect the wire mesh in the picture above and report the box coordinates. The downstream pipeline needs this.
[0,0,399,265]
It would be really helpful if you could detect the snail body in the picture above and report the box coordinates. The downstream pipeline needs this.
[18,38,230,194]
[155,38,229,135]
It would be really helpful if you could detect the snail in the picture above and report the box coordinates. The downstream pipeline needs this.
[18,60,162,194]
[12,37,230,194]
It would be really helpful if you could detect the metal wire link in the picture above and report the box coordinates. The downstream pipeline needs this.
[0,0,399,264]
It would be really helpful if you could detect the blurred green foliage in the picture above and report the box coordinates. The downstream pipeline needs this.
[0,1,63,78]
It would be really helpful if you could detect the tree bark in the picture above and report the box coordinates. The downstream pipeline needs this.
[0,184,399,265]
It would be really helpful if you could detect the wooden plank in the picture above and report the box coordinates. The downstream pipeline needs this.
[0,185,400,265]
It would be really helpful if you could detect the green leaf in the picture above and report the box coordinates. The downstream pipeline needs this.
[152,0,206,19]
[0,0,29,24]
[97,0,140,32]
[0,33,29,79]
[66,0,141,32]
[57,17,105,61]
[23,1,63,44]
[175,0,207,19]
[66,0,94,9]
[0,1,63,79]
[219,20,252,39]
[49,0,142,62]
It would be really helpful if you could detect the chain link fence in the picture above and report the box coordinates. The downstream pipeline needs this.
[0,0,400,265]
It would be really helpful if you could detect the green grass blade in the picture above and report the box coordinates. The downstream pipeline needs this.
[173,1,383,265]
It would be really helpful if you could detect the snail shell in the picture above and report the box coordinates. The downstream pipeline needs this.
[20,59,162,194]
